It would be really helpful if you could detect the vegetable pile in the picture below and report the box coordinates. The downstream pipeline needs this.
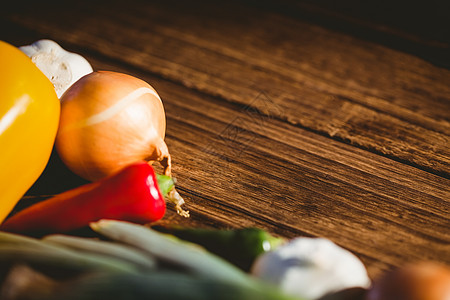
[0,220,298,300]
[1,39,449,300]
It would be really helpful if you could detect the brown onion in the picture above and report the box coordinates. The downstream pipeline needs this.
[55,71,171,182]
[366,261,450,300]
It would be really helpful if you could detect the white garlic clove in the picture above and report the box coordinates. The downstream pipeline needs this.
[251,237,371,300]
[20,39,93,98]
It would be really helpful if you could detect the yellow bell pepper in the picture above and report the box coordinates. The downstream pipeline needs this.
[0,41,60,223]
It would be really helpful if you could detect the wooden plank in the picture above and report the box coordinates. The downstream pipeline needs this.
[6,0,450,177]
[239,0,450,68]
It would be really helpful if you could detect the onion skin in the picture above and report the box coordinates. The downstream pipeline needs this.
[366,261,450,300]
[56,71,171,181]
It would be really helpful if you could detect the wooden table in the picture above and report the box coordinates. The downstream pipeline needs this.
[2,0,449,281]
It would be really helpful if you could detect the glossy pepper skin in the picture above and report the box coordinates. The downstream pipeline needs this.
[1,162,166,236]
[153,225,286,272]
[0,41,60,224]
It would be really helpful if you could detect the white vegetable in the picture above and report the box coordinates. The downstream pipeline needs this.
[20,39,93,98]
[251,237,371,299]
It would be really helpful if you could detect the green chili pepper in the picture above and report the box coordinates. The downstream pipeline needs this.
[153,225,286,271]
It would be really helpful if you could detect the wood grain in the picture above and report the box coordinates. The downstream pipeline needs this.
[6,0,450,176]
[2,0,449,281]
[239,0,450,68]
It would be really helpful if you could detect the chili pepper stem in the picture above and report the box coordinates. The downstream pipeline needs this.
[150,157,189,218]
[168,188,190,218]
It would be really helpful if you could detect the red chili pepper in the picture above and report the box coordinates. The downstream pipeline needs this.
[0,161,166,235]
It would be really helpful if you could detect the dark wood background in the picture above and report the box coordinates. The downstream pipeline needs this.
[2,0,449,280]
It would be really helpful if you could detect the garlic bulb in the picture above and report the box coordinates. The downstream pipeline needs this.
[20,39,93,98]
[251,237,371,299]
